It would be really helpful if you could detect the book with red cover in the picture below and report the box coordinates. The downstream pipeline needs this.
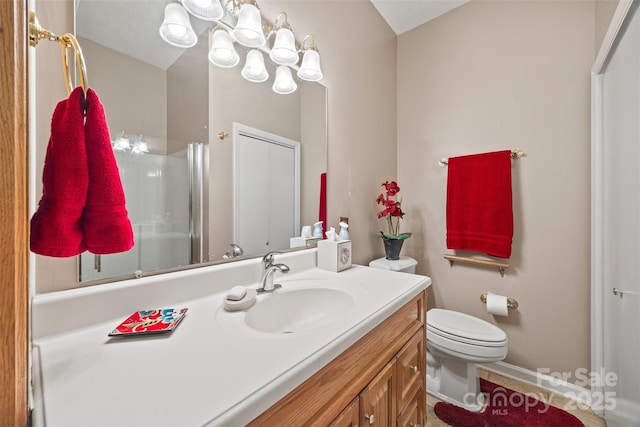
[108,308,188,337]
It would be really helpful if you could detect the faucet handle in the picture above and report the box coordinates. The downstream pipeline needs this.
[229,243,243,257]
[223,243,244,259]
[262,251,282,269]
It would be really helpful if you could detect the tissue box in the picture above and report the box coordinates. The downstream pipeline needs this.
[289,236,322,249]
[317,240,352,272]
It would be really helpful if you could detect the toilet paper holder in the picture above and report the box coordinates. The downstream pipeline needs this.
[480,293,519,309]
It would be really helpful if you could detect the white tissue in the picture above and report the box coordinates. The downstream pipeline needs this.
[486,292,509,317]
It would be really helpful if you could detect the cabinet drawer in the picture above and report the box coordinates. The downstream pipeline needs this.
[397,387,425,427]
[396,328,424,413]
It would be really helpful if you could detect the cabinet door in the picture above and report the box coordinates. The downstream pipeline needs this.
[396,329,424,413]
[397,388,425,427]
[329,397,359,427]
[360,360,396,427]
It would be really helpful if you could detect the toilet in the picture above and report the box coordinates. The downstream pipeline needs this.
[426,308,508,412]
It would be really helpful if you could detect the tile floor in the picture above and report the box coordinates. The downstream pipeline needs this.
[426,369,607,426]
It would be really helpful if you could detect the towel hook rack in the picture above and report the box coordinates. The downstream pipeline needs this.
[439,149,525,167]
[29,12,88,96]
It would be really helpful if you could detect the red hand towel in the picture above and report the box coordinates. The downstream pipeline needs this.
[446,150,513,258]
[30,87,89,257]
[82,88,134,254]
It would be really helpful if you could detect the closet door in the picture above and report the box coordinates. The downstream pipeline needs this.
[596,2,640,425]
[234,124,299,256]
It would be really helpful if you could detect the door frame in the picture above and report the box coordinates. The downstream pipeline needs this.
[0,0,30,424]
[591,0,635,418]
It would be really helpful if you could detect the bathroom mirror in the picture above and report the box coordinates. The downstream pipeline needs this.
[74,0,327,282]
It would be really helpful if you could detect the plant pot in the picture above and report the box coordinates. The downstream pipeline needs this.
[382,237,404,260]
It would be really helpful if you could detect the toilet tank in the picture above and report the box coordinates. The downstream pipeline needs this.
[368,256,417,274]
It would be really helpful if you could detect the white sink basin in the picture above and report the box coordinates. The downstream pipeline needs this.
[245,288,355,334]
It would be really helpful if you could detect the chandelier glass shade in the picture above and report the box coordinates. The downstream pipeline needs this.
[297,48,322,82]
[182,0,224,21]
[272,65,298,94]
[159,3,198,48]
[233,2,266,48]
[241,49,269,82]
[208,28,240,67]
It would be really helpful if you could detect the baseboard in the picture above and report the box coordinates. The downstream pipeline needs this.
[481,361,593,407]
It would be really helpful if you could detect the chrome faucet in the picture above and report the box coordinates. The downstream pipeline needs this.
[258,251,289,293]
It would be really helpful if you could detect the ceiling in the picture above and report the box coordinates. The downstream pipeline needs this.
[370,0,470,35]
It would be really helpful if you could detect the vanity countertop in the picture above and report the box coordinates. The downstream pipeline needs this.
[32,258,430,426]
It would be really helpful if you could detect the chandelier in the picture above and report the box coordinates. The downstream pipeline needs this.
[159,0,323,95]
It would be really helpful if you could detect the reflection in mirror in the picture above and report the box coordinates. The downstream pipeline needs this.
[75,0,327,283]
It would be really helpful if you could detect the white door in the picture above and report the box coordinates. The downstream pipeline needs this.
[233,123,300,256]
[593,3,640,425]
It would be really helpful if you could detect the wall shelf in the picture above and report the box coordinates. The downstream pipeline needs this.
[444,254,509,277]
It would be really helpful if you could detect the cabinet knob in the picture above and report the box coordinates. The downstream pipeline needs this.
[364,413,375,424]
[410,365,418,373]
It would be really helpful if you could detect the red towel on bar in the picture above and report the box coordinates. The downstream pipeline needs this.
[30,87,89,257]
[446,150,513,258]
[81,88,134,254]
[319,172,327,238]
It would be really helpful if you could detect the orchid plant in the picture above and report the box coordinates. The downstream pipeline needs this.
[376,180,411,240]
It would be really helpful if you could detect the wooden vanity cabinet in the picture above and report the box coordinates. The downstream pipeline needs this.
[248,290,426,427]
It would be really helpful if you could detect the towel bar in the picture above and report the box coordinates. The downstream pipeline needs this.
[444,254,509,277]
[439,149,524,167]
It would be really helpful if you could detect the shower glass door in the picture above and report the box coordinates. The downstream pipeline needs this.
[79,149,192,282]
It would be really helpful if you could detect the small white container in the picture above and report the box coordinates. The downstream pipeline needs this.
[317,240,352,272]
[339,222,349,240]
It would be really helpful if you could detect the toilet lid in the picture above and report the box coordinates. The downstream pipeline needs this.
[427,308,507,344]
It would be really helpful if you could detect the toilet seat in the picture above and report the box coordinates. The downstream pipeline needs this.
[428,328,508,361]
[427,308,507,344]
[426,309,508,361]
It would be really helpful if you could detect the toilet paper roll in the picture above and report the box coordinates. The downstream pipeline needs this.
[486,292,509,317]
